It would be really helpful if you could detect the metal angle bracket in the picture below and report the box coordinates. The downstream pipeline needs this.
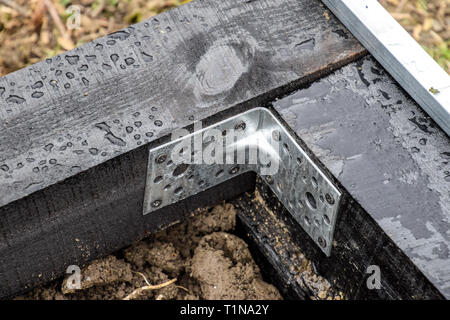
[143,108,342,256]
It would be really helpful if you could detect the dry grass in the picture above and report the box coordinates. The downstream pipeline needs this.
[0,0,448,75]
[0,0,191,75]
[380,0,450,73]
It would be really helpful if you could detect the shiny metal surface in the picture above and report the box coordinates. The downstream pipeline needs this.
[322,0,450,136]
[143,108,342,256]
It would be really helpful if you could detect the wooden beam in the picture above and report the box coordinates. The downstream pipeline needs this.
[273,56,450,299]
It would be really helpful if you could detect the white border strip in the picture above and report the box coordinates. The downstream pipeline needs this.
[322,0,450,136]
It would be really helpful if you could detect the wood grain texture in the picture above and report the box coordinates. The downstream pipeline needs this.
[0,0,364,208]
[0,0,365,298]
[274,56,450,299]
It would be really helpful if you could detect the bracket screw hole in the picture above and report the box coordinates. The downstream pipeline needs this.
[173,163,190,177]
[216,169,224,177]
[325,193,335,205]
[235,121,246,131]
[229,166,240,175]
[298,199,304,208]
[318,236,326,248]
[324,214,331,225]
[306,192,317,210]
[260,160,272,169]
[151,199,162,208]
[296,157,302,166]
[272,130,281,141]
[156,153,167,164]
[154,176,163,184]
[304,215,311,226]
[311,176,318,188]
[174,187,183,195]
[314,217,320,227]
[204,136,215,145]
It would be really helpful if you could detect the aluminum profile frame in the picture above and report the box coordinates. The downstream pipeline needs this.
[322,0,450,136]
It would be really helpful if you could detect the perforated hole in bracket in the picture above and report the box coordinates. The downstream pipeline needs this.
[142,108,342,256]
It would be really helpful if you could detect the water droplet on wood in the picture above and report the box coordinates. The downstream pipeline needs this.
[65,55,80,65]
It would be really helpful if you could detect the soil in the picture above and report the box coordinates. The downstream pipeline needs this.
[15,203,283,300]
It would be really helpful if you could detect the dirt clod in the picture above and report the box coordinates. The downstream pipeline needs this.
[125,241,184,277]
[17,203,281,300]
[62,255,133,294]
[189,232,282,300]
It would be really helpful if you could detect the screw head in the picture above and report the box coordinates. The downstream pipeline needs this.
[325,193,335,205]
[155,153,167,164]
[235,121,246,131]
[318,236,326,248]
[229,166,240,175]
[272,130,281,141]
[151,199,162,208]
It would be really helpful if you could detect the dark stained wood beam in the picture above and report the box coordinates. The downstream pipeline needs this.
[273,56,449,299]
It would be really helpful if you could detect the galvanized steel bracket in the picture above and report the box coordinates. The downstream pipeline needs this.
[143,108,341,256]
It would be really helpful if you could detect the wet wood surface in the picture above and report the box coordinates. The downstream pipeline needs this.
[273,56,449,299]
